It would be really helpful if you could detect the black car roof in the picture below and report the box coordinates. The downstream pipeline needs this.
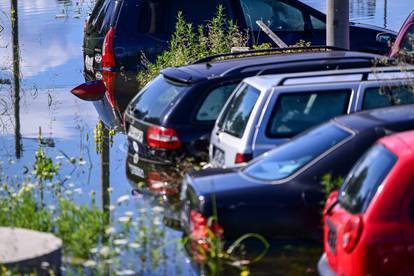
[161,49,386,83]
[335,104,414,132]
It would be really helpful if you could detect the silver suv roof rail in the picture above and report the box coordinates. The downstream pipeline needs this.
[278,68,414,86]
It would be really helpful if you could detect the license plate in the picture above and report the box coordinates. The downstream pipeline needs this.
[128,163,145,178]
[128,125,144,143]
[85,55,94,72]
[213,147,225,167]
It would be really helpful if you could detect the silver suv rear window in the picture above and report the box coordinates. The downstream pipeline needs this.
[266,90,351,138]
[218,84,260,138]
[243,123,351,181]
[339,145,397,214]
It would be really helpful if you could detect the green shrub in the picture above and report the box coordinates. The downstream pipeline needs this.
[321,173,344,199]
[137,6,248,88]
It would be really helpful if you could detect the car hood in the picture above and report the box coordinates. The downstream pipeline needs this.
[350,22,397,35]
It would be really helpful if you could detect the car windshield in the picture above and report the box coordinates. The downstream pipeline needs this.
[243,123,352,181]
[339,145,397,214]
[239,0,306,32]
[218,84,260,138]
[130,75,188,124]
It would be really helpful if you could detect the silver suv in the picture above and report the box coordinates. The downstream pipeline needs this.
[210,66,414,168]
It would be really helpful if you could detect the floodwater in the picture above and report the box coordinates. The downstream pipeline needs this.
[0,0,413,275]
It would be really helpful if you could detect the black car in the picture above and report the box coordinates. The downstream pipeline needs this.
[83,0,396,76]
[123,48,391,164]
[180,105,414,240]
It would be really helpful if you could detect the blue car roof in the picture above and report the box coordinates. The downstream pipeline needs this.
[335,104,414,132]
[161,50,385,83]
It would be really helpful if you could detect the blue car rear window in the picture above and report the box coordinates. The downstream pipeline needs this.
[130,75,188,124]
[339,145,397,214]
[243,123,351,181]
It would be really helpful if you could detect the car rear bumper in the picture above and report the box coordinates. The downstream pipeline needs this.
[318,253,338,276]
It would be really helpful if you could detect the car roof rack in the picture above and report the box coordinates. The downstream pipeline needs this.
[277,67,414,86]
[220,56,393,78]
[192,46,347,64]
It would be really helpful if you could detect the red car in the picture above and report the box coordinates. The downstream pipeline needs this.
[319,130,414,276]
[390,11,414,57]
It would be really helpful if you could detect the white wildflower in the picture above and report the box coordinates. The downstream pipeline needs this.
[118,216,131,224]
[129,242,139,249]
[124,211,133,217]
[152,206,164,213]
[105,227,116,235]
[113,239,128,246]
[117,194,130,205]
[83,260,97,268]
[116,269,136,275]
[100,246,111,257]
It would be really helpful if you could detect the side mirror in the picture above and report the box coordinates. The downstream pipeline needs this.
[71,80,106,101]
[376,32,396,46]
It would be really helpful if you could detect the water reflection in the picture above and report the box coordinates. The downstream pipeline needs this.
[349,0,376,20]
[302,0,413,31]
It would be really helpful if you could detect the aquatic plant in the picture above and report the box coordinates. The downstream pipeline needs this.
[137,6,249,89]
[321,173,344,199]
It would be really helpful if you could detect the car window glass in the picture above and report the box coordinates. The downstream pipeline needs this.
[90,0,115,34]
[86,0,106,33]
[402,25,414,54]
[267,90,351,138]
[363,86,414,110]
[196,84,238,122]
[240,0,305,32]
[221,84,260,138]
[243,123,351,181]
[310,15,325,30]
[339,145,397,214]
[130,75,188,124]
[137,0,229,34]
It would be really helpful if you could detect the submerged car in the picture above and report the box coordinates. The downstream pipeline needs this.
[181,105,414,240]
[123,48,390,164]
[210,66,414,168]
[319,130,414,276]
[83,0,395,76]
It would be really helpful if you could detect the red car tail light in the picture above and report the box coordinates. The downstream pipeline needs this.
[70,80,106,101]
[342,215,363,253]
[102,27,116,68]
[147,172,178,196]
[147,126,182,150]
[235,153,253,164]
[190,210,224,240]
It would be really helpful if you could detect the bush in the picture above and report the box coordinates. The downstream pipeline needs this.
[137,6,249,88]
